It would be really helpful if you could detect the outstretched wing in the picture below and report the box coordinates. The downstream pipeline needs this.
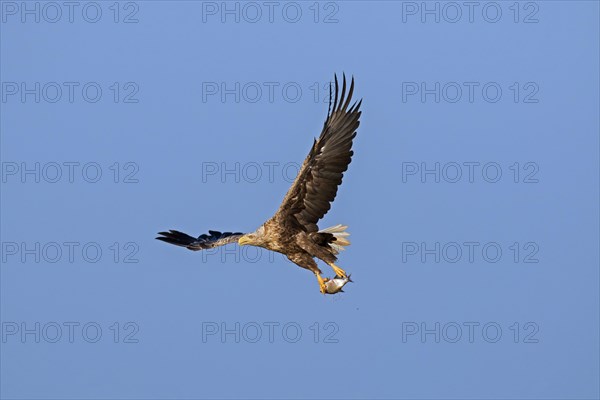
[277,74,362,232]
[156,230,244,251]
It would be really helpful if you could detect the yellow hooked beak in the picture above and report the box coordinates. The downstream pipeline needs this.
[238,236,251,246]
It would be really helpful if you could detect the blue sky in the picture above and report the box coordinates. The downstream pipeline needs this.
[1,1,599,399]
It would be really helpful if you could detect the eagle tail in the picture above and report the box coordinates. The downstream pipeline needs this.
[319,224,350,253]
[156,230,199,248]
[156,229,245,251]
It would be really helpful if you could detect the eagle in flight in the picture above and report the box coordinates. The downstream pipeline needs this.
[157,74,361,294]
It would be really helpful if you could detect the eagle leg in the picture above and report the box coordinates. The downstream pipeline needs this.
[315,273,327,294]
[328,262,347,279]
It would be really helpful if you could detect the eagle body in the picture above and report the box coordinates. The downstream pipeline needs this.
[157,74,361,294]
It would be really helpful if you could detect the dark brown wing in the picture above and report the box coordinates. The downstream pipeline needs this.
[276,74,362,232]
[156,230,244,251]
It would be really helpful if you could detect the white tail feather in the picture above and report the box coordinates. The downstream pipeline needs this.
[319,224,350,253]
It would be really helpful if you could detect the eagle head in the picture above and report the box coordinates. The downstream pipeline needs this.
[238,226,265,246]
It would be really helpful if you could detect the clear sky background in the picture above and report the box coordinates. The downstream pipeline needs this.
[1,1,599,399]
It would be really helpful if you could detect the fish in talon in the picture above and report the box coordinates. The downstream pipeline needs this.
[323,274,353,294]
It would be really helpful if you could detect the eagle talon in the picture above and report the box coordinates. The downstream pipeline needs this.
[316,274,327,294]
[330,264,347,279]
